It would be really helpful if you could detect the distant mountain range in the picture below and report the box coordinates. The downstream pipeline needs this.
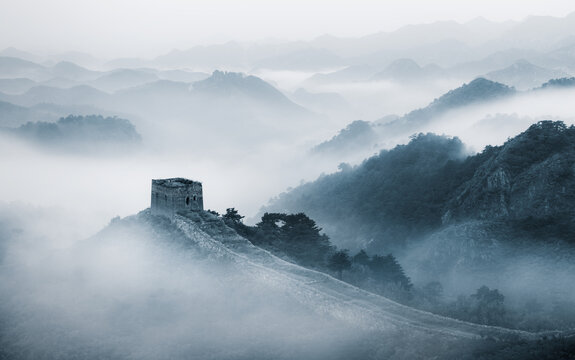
[483,59,569,90]
[0,57,51,81]
[305,65,378,85]
[192,70,301,107]
[0,69,318,153]
[371,59,444,82]
[0,70,309,116]
[4,12,574,74]
[312,77,516,159]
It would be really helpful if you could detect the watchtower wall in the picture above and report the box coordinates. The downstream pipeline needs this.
[151,178,203,217]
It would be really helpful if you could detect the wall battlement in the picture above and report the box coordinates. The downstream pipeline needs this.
[151,178,203,217]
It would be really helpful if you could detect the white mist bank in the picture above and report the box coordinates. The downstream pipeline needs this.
[0,207,371,359]
[0,133,343,229]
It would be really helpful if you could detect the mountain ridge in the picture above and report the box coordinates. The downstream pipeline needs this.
[265,121,575,253]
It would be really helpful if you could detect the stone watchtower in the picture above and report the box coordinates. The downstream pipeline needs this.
[151,178,204,217]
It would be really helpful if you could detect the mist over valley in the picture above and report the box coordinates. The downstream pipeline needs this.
[2,3,575,359]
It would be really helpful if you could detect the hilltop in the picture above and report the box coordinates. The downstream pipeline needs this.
[3,114,142,153]
[266,121,575,252]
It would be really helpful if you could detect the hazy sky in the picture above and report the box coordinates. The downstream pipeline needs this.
[1,0,574,58]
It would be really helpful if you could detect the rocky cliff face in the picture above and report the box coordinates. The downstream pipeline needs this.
[266,120,575,252]
[445,121,575,235]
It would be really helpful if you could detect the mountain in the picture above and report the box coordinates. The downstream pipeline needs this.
[0,57,51,81]
[379,77,515,137]
[0,78,37,94]
[483,60,570,90]
[157,69,210,83]
[90,69,160,93]
[540,77,575,89]
[0,100,59,127]
[426,77,515,109]
[312,78,515,159]
[192,70,308,112]
[46,51,103,69]
[546,43,575,71]
[113,80,193,115]
[305,64,378,85]
[0,85,112,107]
[372,59,444,82]
[311,120,378,156]
[2,205,553,360]
[290,88,354,120]
[493,13,575,52]
[450,48,547,78]
[50,61,101,82]
[444,121,575,226]
[254,48,345,71]
[4,114,142,153]
[103,57,151,69]
[0,47,42,63]
[264,121,575,253]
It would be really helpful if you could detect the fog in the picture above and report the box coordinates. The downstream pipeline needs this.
[3,4,575,358]
[0,204,379,359]
[404,221,575,305]
[409,88,575,153]
[0,134,334,228]
[2,0,573,58]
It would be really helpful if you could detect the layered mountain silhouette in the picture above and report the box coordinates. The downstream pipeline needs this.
[0,56,51,81]
[372,59,444,82]
[3,206,564,360]
[266,121,575,253]
[483,60,569,90]
[313,78,515,159]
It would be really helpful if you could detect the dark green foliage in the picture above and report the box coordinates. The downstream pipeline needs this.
[411,282,575,332]
[221,208,254,238]
[499,120,575,176]
[414,281,444,309]
[225,211,334,269]
[7,114,141,150]
[266,121,575,251]
[511,214,575,241]
[222,208,244,224]
[459,335,575,360]
[193,70,297,108]
[352,249,370,265]
[541,77,575,89]
[393,78,515,132]
[368,254,412,290]
[328,250,352,280]
[346,250,413,302]
[267,133,470,252]
[428,78,514,111]
[252,212,334,268]
[312,120,378,154]
[443,286,509,327]
[223,210,416,303]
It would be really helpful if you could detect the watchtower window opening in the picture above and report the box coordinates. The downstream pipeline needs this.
[193,195,197,201]
[186,196,190,206]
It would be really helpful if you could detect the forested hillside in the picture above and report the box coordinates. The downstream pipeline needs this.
[265,121,575,252]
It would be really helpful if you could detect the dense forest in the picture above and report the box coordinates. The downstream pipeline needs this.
[264,121,575,253]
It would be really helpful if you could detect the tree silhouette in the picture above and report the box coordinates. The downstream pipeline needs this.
[328,250,352,280]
